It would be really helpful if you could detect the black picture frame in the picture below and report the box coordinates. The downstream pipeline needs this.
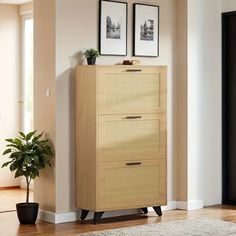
[133,3,159,57]
[99,0,128,56]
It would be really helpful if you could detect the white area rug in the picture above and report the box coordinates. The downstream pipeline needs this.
[79,218,236,236]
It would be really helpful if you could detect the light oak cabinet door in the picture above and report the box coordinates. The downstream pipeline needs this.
[98,114,166,162]
[98,159,167,211]
[98,67,166,114]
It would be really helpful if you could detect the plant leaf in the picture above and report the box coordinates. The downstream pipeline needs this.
[13,138,22,147]
[5,139,14,143]
[26,131,36,141]
[19,132,26,139]
[2,149,11,155]
[10,163,18,172]
[1,161,12,168]
[32,132,43,142]
[15,169,23,178]
[3,130,53,182]
[23,156,32,165]
[6,144,20,149]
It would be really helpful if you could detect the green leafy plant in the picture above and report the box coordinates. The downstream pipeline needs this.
[83,48,100,58]
[1,131,53,203]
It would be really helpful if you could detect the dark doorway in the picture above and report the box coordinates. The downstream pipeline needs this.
[222,11,236,204]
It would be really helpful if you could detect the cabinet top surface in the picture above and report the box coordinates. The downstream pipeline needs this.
[76,65,167,68]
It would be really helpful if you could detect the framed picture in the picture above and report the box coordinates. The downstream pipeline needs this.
[99,0,127,56]
[133,3,159,57]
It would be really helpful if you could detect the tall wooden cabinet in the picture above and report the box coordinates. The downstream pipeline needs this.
[75,65,167,222]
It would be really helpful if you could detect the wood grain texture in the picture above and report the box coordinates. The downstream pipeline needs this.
[75,65,167,212]
[0,189,33,212]
[98,114,166,162]
[98,66,166,115]
[98,159,167,211]
[1,205,236,235]
[75,66,98,211]
[0,186,20,190]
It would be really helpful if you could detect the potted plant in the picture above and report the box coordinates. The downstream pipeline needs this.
[1,130,53,224]
[83,48,100,65]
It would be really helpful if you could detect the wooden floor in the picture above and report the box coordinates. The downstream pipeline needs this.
[1,190,236,235]
[0,189,33,212]
[0,205,236,235]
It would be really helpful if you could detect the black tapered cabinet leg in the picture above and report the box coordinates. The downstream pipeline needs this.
[81,209,89,221]
[141,208,148,214]
[93,212,104,223]
[153,206,162,217]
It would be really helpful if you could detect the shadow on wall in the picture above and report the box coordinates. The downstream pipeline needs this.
[70,51,84,67]
[56,49,86,211]
[56,67,76,211]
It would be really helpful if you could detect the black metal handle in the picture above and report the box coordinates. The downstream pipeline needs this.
[126,162,142,166]
[124,69,142,72]
[123,116,142,119]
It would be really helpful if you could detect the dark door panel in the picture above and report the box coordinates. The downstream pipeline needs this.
[222,11,236,204]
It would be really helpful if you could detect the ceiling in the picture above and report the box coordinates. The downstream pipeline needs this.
[0,0,32,4]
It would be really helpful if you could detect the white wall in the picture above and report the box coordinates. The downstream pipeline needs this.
[34,0,224,217]
[19,2,33,15]
[0,4,20,187]
[187,0,222,206]
[222,0,236,12]
[176,0,188,202]
[55,0,178,213]
[34,0,56,212]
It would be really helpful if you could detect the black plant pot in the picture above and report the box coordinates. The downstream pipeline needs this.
[16,202,39,224]
[87,57,96,65]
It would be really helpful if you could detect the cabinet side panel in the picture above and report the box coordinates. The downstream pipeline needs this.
[161,66,167,204]
[161,66,167,113]
[75,66,97,211]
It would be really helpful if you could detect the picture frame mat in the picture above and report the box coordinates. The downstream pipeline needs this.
[99,0,127,56]
[133,3,159,57]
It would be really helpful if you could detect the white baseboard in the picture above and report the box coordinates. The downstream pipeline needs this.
[177,200,203,210]
[147,201,177,214]
[38,200,203,224]
[162,201,178,211]
[38,209,80,224]
[148,200,204,212]
[38,208,139,224]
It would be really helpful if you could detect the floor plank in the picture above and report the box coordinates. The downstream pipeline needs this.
[0,189,33,212]
[1,190,236,235]
[0,206,236,235]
